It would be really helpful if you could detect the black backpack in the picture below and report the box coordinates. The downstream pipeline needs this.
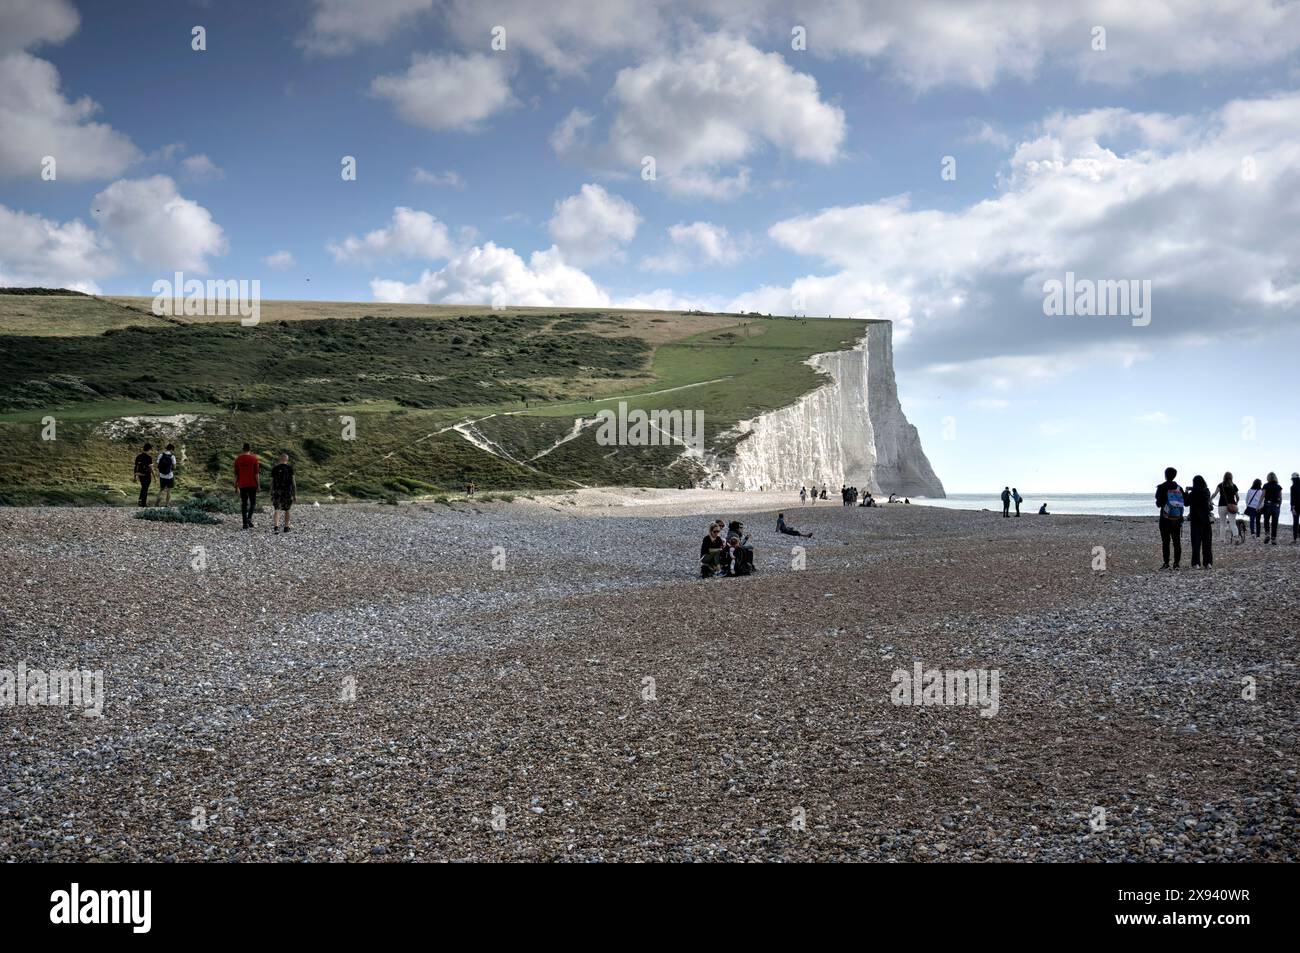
[157,452,175,477]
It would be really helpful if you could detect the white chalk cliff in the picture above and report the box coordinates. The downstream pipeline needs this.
[710,322,945,497]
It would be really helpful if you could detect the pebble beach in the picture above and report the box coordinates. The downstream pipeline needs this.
[1,491,1295,862]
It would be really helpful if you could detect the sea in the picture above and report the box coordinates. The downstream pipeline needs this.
[912,493,1155,517]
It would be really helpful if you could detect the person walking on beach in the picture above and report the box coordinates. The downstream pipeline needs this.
[1156,466,1185,569]
[270,451,297,534]
[154,443,177,507]
[1290,473,1300,544]
[799,486,807,505]
[1012,487,1023,517]
[1186,475,1214,569]
[1212,472,1238,543]
[1244,479,1265,539]
[1262,472,1283,544]
[132,443,154,507]
[234,443,261,530]
[1000,487,1011,517]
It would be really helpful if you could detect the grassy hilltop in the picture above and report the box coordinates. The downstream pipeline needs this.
[0,291,871,505]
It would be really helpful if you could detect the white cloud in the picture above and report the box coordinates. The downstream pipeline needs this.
[643,221,743,273]
[1135,411,1174,426]
[298,0,433,56]
[0,202,113,290]
[328,207,455,264]
[598,34,844,196]
[547,184,641,265]
[263,250,296,270]
[0,0,78,55]
[411,167,464,188]
[371,242,610,307]
[91,176,226,273]
[180,153,223,181]
[549,108,594,157]
[741,93,1300,393]
[371,53,513,132]
[0,52,140,180]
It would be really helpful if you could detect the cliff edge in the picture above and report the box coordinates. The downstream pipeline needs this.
[710,322,945,497]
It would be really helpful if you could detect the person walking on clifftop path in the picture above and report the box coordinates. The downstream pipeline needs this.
[1000,487,1011,517]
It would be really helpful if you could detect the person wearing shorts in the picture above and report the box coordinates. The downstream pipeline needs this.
[270,451,296,534]
[155,443,178,507]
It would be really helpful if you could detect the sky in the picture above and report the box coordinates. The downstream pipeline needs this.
[2,0,1299,493]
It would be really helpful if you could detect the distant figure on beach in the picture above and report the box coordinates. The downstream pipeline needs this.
[1186,475,1214,569]
[888,492,897,503]
[1011,487,1022,517]
[1244,479,1264,538]
[777,512,813,538]
[1261,472,1283,544]
[271,452,296,535]
[1000,487,1011,517]
[1291,473,1300,544]
[1212,472,1238,543]
[1038,503,1049,515]
[155,443,177,507]
[234,443,261,530]
[820,486,828,500]
[133,442,154,508]
[799,486,807,505]
[1155,466,1185,569]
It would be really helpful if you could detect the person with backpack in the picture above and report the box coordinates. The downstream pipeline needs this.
[233,443,261,530]
[132,443,154,508]
[1155,466,1185,569]
[1012,487,1023,517]
[1290,473,1300,544]
[1211,472,1238,543]
[1000,487,1011,517]
[1185,475,1214,568]
[1244,479,1265,539]
[154,443,178,507]
[1261,472,1283,544]
[270,451,297,534]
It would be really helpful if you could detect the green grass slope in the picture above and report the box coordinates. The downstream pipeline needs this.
[0,297,874,505]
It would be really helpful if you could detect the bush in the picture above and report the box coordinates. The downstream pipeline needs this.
[185,494,238,514]
[134,505,221,524]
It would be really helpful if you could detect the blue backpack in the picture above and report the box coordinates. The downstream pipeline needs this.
[1163,486,1185,520]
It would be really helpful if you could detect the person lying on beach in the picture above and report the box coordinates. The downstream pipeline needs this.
[776,513,813,538]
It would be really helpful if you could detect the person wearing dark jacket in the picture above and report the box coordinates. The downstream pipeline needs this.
[1155,467,1185,569]
[132,443,154,507]
[776,512,813,538]
[700,523,726,577]
[1261,472,1283,544]
[1185,475,1214,568]
[1290,473,1300,544]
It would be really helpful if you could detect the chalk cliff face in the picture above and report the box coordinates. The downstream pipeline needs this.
[711,322,945,497]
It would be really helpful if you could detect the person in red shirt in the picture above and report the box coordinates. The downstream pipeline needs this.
[233,443,261,529]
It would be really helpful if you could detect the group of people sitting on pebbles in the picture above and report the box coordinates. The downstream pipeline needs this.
[699,512,814,577]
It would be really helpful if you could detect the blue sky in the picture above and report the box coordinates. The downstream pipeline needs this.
[3,0,1300,492]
